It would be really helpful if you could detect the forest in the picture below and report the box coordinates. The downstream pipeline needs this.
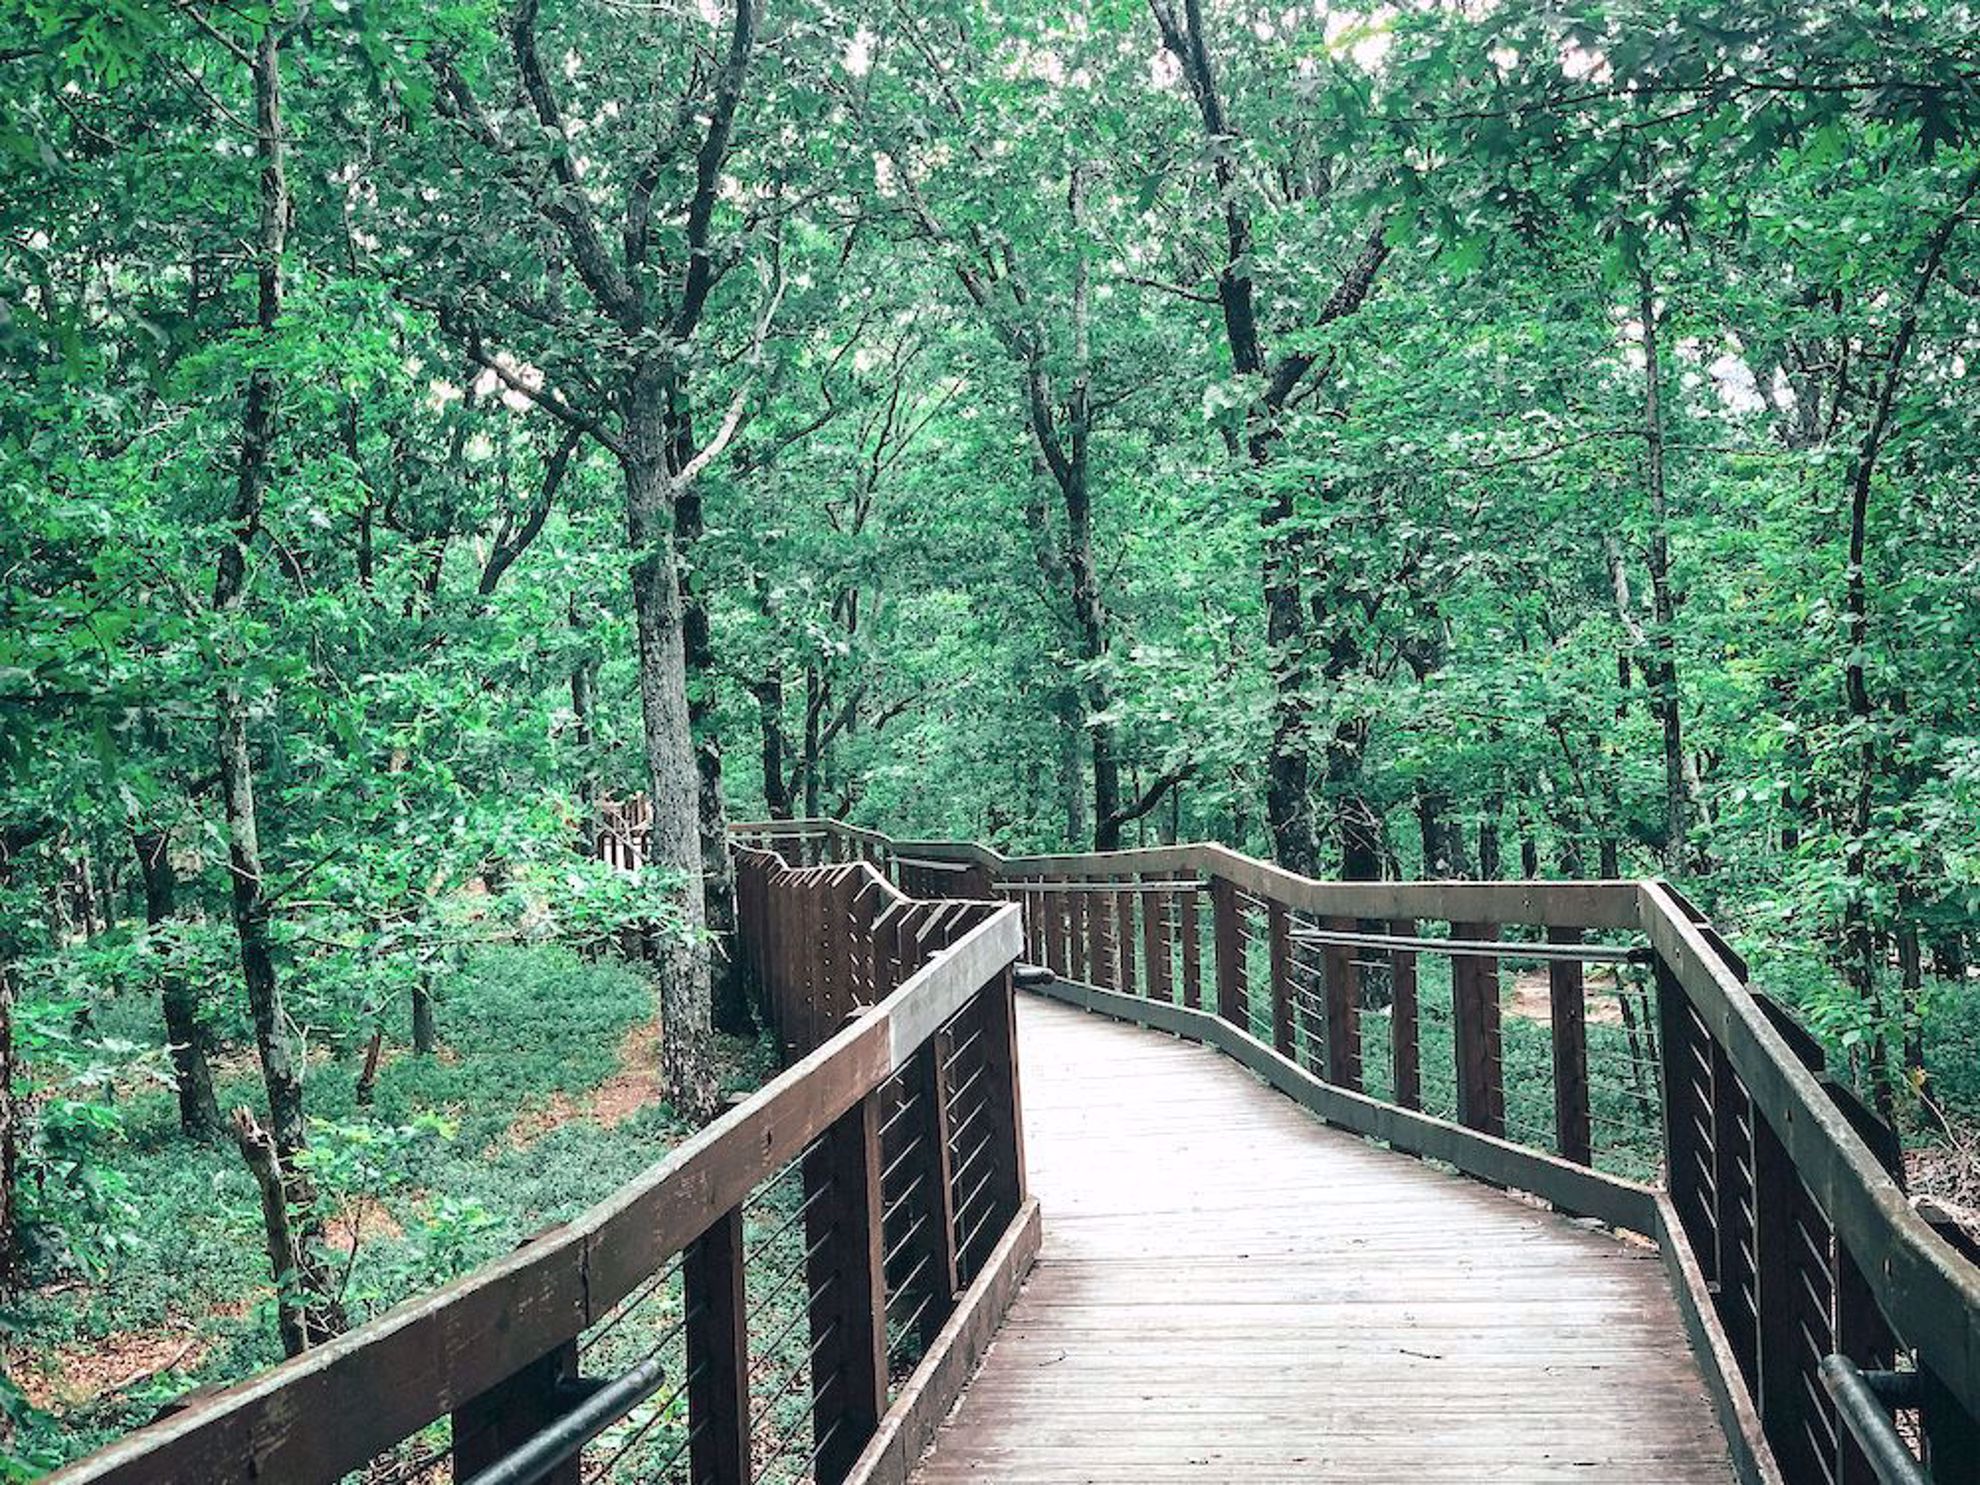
[3,0,1979,1474]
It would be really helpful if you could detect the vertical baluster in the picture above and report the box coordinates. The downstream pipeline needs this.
[1087,876,1112,989]
[1391,919,1420,1110]
[1180,881,1202,1009]
[1711,1044,1760,1389]
[685,1207,751,1485]
[1145,873,1172,1006]
[1451,922,1504,1136]
[979,969,1027,1216]
[451,1342,582,1485]
[804,1092,888,1485]
[1547,926,1592,1165]
[1753,1107,1819,1483]
[909,1031,962,1348]
[1922,1365,1980,1485]
[1835,1238,1897,1485]
[1657,957,1716,1262]
[1212,876,1246,1026]
[1116,878,1138,998]
[1043,880,1067,979]
[1322,915,1360,1090]
[1077,883,1092,990]
[1267,898,1293,1057]
[1026,878,1045,966]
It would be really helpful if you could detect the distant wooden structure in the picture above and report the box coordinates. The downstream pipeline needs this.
[42,819,1980,1485]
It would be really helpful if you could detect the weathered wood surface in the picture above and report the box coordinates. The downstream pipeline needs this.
[907,997,1732,1483]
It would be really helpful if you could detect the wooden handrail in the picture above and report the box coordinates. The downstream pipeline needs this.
[732,817,1980,1484]
[48,869,1026,1485]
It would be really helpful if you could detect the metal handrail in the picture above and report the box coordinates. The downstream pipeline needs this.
[1818,1355,1928,1485]
[459,1353,670,1485]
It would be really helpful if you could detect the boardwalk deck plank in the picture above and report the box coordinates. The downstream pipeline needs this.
[905,996,1733,1484]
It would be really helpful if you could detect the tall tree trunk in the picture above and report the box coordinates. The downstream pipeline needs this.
[1057,686,1086,848]
[801,661,823,820]
[1897,907,1927,1096]
[0,951,16,1292]
[1637,264,1689,875]
[1835,164,1978,1117]
[215,18,343,1353]
[1060,168,1122,850]
[569,597,601,854]
[133,829,221,1139]
[1416,788,1463,877]
[753,669,793,819]
[623,370,718,1121]
[1478,790,1503,880]
[1931,931,1967,982]
[673,472,749,1034]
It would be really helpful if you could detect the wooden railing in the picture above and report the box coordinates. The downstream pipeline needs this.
[733,819,1980,1485]
[47,861,1029,1485]
[733,847,1004,1066]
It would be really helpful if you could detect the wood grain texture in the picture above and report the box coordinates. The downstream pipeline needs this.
[907,998,1733,1484]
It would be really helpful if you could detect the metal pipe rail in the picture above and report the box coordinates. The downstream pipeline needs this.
[1286,925,1648,964]
[1819,1356,1929,1485]
[459,1353,670,1485]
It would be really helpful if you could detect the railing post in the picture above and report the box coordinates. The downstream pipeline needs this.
[804,1090,889,1485]
[1710,1042,1759,1387]
[1450,922,1503,1137]
[1068,884,1090,985]
[1321,915,1360,1091]
[684,1206,751,1485]
[1143,874,1171,1006]
[1752,1105,1817,1482]
[1083,877,1107,987]
[1834,1238,1896,1485]
[1656,956,1714,1266]
[979,968,1027,1214]
[451,1340,582,1485]
[909,1029,963,1346]
[1180,883,1202,1009]
[1114,879,1138,998]
[1211,875,1246,1026]
[1390,920,1420,1110]
[1922,1365,1980,1485]
[1546,926,1591,1165]
[1266,898,1293,1057]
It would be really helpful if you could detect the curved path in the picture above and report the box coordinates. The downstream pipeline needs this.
[908,995,1733,1483]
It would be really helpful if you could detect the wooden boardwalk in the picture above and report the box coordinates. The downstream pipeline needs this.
[907,996,1733,1483]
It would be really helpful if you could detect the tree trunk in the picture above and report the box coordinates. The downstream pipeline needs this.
[133,829,222,1139]
[623,371,718,1122]
[0,945,18,1290]
[231,1108,314,1357]
[1931,931,1967,982]
[411,976,437,1054]
[801,661,824,820]
[569,597,600,855]
[753,669,794,819]
[1478,807,1503,880]
[1833,164,1978,1117]
[1637,265,1689,875]
[216,21,344,1347]
[1416,787,1467,877]
[673,475,749,1035]
[1897,912,1927,1095]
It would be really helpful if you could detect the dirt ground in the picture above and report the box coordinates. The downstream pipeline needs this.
[1505,964,1629,1025]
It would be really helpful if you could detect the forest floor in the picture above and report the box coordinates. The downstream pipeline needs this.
[0,945,777,1477]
